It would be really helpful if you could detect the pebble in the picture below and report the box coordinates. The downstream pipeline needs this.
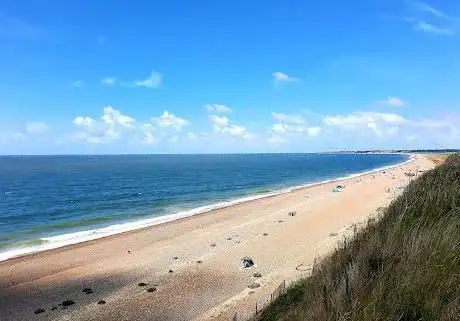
[62,300,75,307]
[34,308,45,314]
[253,272,262,278]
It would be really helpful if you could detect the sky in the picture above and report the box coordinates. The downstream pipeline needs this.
[1,0,459,154]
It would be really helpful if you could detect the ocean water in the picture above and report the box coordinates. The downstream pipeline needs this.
[0,153,410,260]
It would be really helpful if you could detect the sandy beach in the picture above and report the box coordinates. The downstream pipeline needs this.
[0,155,435,321]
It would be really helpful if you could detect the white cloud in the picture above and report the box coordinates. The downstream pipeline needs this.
[139,124,156,145]
[324,112,407,127]
[72,80,85,88]
[153,111,189,130]
[222,124,247,136]
[272,123,287,133]
[271,112,305,124]
[73,116,94,127]
[307,126,321,137]
[323,112,408,138]
[272,72,300,82]
[205,104,232,113]
[72,106,136,144]
[270,111,321,141]
[101,77,117,85]
[413,21,454,35]
[101,105,135,127]
[133,70,162,88]
[209,115,252,139]
[380,97,406,107]
[25,121,48,134]
[367,122,382,137]
[209,115,229,129]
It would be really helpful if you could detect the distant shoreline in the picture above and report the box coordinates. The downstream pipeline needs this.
[0,153,413,262]
[0,149,457,157]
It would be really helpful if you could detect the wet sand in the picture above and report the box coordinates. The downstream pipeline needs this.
[0,155,435,321]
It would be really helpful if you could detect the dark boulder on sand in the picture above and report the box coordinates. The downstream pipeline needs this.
[242,257,255,268]
[62,300,75,307]
[138,282,148,287]
[34,308,45,314]
[97,300,106,305]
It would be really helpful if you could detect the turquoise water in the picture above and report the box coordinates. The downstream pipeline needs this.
[0,153,409,259]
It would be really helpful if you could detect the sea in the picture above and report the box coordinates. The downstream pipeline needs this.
[0,153,410,261]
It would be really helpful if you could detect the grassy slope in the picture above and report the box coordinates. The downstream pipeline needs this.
[257,155,460,321]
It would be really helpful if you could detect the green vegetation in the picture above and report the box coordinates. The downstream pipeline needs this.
[257,154,460,321]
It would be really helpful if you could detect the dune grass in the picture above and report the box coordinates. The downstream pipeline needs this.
[257,154,460,321]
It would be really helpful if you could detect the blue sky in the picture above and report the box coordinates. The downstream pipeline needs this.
[1,0,459,154]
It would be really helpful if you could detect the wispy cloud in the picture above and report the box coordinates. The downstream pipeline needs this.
[379,97,407,107]
[105,71,162,89]
[0,13,46,40]
[101,77,117,86]
[271,112,305,124]
[72,80,85,89]
[411,2,451,20]
[25,121,48,134]
[0,132,25,144]
[133,70,162,88]
[205,104,232,113]
[401,2,457,35]
[272,72,300,84]
[413,21,454,35]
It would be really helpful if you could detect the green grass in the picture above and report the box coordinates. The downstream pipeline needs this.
[257,154,460,321]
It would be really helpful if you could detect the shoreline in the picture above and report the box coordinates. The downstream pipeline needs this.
[0,153,414,262]
[0,155,433,321]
